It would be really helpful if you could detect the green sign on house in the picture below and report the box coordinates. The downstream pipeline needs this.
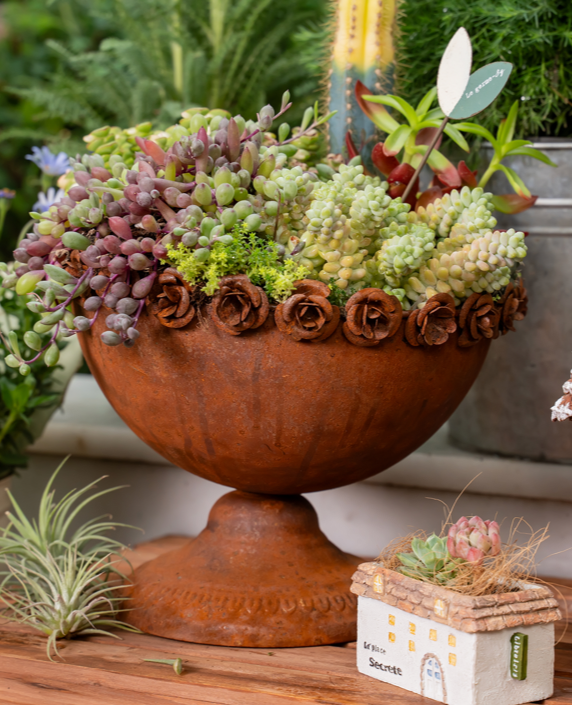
[510,632,528,680]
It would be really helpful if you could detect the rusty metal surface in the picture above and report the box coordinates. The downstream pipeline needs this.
[79,307,490,494]
[80,307,489,646]
[123,491,361,646]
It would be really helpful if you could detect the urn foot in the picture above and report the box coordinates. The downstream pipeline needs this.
[123,490,361,646]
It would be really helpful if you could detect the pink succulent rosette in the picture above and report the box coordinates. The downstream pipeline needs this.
[447,516,501,564]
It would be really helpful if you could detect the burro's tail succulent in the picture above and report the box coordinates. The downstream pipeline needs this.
[447,516,501,564]
[326,0,398,155]
[396,534,458,584]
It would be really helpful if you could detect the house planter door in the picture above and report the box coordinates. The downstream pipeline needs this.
[422,654,446,702]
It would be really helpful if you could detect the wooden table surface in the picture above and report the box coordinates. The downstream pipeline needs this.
[0,536,571,705]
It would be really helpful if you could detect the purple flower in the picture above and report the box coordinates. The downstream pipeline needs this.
[26,146,70,176]
[0,189,16,199]
[34,187,65,213]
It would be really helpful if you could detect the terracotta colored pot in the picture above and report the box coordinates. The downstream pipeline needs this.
[80,308,490,646]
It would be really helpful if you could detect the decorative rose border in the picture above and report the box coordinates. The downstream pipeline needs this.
[136,275,528,350]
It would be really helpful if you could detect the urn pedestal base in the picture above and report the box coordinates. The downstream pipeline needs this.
[123,490,361,647]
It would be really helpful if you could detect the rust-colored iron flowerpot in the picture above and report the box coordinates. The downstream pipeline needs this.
[80,308,490,647]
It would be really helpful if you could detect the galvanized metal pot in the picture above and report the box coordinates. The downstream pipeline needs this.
[449,140,572,462]
[80,309,489,646]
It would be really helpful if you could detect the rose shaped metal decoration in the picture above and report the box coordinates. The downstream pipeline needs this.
[458,292,500,348]
[497,281,527,334]
[209,274,269,336]
[275,279,340,342]
[149,267,196,328]
[343,288,402,347]
[405,293,457,347]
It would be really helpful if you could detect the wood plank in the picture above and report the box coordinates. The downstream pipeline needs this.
[0,538,571,704]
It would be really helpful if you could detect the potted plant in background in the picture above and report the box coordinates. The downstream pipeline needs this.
[352,515,560,705]
[394,0,572,462]
[0,147,83,524]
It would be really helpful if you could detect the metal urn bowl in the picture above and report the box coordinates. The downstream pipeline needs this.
[80,310,490,646]
[449,140,572,462]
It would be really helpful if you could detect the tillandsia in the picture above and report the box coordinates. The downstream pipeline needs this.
[1,88,531,370]
[0,459,138,660]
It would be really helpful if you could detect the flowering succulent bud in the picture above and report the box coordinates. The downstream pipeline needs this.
[447,516,501,564]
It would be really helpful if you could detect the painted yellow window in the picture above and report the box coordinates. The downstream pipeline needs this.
[408,640,415,652]
[389,614,395,626]
[409,622,416,635]
[429,629,437,642]
[448,634,456,647]
[434,598,448,617]
[373,574,384,594]
[449,653,457,666]
[388,632,396,643]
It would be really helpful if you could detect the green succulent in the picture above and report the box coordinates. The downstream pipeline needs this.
[396,534,457,584]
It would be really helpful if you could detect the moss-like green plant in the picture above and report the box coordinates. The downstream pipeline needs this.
[167,224,310,301]
[0,460,138,660]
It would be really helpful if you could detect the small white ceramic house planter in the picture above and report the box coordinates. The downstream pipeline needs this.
[351,562,561,705]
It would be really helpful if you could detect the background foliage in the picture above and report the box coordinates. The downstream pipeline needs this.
[0,0,328,255]
[397,0,572,139]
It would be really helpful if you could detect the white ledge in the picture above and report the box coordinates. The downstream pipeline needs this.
[30,375,572,503]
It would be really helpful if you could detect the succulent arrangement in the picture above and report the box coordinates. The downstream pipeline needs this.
[0,460,136,659]
[0,22,543,369]
[395,516,502,588]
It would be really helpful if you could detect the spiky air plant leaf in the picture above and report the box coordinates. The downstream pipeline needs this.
[0,458,139,660]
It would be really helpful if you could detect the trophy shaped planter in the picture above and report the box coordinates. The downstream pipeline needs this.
[79,309,490,646]
[4,28,539,647]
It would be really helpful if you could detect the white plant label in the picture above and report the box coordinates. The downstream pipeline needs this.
[437,27,472,117]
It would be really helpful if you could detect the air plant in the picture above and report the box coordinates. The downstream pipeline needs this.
[0,459,138,659]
